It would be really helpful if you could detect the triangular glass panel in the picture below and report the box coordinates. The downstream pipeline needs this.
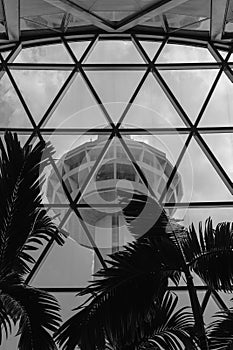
[129,133,188,170]
[67,40,92,61]
[0,73,33,127]
[182,208,233,229]
[202,134,233,181]
[160,69,219,123]
[203,295,221,324]
[10,69,71,124]
[1,51,10,60]
[85,71,145,116]
[14,43,73,63]
[44,133,106,160]
[197,290,210,311]
[53,292,87,321]
[24,234,51,276]
[200,72,233,126]
[127,73,186,127]
[32,234,94,288]
[157,43,216,63]
[17,134,32,146]
[82,136,151,191]
[175,290,192,310]
[78,205,141,272]
[173,278,204,309]
[217,49,228,59]
[102,102,130,124]
[139,40,161,60]
[217,291,232,309]
[46,74,108,128]
[178,138,232,203]
[193,272,206,287]
[41,160,71,206]
[85,40,144,63]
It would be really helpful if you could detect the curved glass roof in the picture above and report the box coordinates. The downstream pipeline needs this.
[0,0,232,49]
[2,3,233,348]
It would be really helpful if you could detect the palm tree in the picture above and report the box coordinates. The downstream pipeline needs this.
[207,303,233,349]
[93,292,198,350]
[134,291,198,350]
[55,191,233,350]
[0,132,64,349]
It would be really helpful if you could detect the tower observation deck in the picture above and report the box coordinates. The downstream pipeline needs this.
[46,133,183,273]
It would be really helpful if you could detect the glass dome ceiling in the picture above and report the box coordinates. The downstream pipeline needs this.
[2,1,233,349]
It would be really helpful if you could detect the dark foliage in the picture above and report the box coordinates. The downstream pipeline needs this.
[56,190,233,349]
[0,132,64,349]
[182,219,233,291]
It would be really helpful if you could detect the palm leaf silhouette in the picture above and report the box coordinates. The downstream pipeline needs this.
[56,191,184,349]
[0,132,64,349]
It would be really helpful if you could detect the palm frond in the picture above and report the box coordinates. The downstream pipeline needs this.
[139,292,198,350]
[0,132,64,277]
[55,239,181,350]
[207,306,233,349]
[0,296,13,346]
[181,218,233,291]
[118,190,169,240]
[118,190,184,269]
[0,282,61,350]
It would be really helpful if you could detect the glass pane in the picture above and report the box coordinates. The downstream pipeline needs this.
[54,293,88,321]
[86,40,144,63]
[200,72,233,126]
[11,70,71,124]
[160,69,218,123]
[128,74,186,127]
[139,40,162,60]
[158,44,216,63]
[85,71,145,115]
[203,133,233,181]
[32,236,93,288]
[14,43,73,63]
[178,138,232,203]
[0,73,32,127]
[182,207,233,228]
[117,163,136,181]
[47,75,108,128]
[68,40,92,61]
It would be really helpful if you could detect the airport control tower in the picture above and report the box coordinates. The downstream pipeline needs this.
[46,133,183,273]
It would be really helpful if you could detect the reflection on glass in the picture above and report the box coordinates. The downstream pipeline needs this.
[117,163,136,181]
[96,163,114,181]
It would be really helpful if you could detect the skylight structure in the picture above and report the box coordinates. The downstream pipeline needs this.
[1,1,233,348]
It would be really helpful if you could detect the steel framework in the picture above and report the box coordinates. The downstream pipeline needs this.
[1,33,233,331]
